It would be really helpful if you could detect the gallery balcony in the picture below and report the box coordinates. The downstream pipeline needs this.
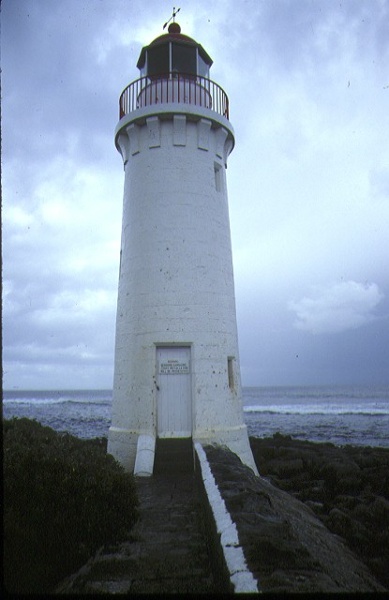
[118,73,229,120]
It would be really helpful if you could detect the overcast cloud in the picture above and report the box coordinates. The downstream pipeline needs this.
[2,0,389,390]
[288,281,384,334]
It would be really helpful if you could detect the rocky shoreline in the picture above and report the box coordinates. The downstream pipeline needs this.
[56,436,389,594]
[6,418,388,594]
[247,434,389,590]
[206,444,384,592]
[12,427,385,594]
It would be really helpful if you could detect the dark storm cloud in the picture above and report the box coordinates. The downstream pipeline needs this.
[2,0,159,174]
[3,2,111,164]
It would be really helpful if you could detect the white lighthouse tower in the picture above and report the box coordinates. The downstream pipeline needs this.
[108,18,257,475]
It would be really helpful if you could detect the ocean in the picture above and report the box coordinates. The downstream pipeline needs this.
[2,385,389,448]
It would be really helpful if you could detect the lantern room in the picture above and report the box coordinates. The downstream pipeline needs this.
[118,22,229,126]
[137,22,213,79]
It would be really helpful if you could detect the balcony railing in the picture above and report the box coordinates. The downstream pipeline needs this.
[119,73,229,120]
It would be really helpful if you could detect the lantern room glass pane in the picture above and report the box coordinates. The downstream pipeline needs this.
[147,44,169,77]
[198,53,210,78]
[172,43,197,75]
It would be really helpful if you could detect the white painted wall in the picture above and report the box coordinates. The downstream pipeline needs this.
[108,103,257,475]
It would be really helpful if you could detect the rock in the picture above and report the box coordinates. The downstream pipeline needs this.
[326,507,354,537]
[249,435,389,590]
[304,500,324,515]
[371,495,389,520]
[335,494,361,510]
[265,458,304,477]
[205,444,385,593]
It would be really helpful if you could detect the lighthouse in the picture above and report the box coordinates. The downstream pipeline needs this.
[107,18,258,476]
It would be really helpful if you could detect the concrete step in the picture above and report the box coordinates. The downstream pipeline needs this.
[154,438,194,474]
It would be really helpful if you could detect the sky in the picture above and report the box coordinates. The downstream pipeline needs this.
[2,0,389,390]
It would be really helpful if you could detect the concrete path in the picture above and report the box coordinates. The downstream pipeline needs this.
[57,473,218,594]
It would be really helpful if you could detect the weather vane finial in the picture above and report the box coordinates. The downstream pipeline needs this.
[163,7,181,30]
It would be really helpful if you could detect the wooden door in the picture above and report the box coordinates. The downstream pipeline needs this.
[156,347,192,438]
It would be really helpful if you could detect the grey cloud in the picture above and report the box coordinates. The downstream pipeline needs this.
[288,281,385,335]
[257,0,387,72]
[2,0,137,168]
